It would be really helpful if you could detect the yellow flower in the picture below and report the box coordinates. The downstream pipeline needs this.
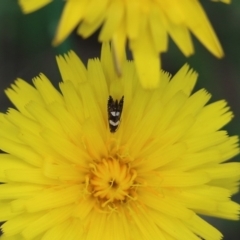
[0,44,239,240]
[19,0,230,89]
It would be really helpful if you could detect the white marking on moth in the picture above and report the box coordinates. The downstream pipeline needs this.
[111,111,120,117]
[109,120,120,126]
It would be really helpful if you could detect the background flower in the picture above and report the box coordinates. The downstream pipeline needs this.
[0,44,239,239]
[0,1,240,239]
[18,0,229,88]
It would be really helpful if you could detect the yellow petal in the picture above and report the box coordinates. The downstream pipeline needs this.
[150,210,200,240]
[42,221,72,240]
[0,201,20,222]
[130,26,160,89]
[0,184,43,200]
[25,186,81,212]
[19,0,52,13]
[84,0,109,23]
[5,168,58,185]
[33,74,64,105]
[164,17,194,56]
[22,205,73,239]
[126,0,141,39]
[2,212,44,237]
[111,22,127,76]
[184,214,223,240]
[212,0,231,4]
[0,154,32,182]
[0,136,42,167]
[77,13,105,38]
[5,79,44,118]
[149,6,168,52]
[56,51,87,87]
[53,0,88,45]
[184,0,223,57]
[99,0,124,41]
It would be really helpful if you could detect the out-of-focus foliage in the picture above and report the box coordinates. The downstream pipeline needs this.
[0,0,239,239]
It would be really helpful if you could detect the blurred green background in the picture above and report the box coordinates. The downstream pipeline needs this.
[0,0,239,239]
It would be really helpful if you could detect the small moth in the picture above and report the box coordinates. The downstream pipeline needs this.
[107,96,124,133]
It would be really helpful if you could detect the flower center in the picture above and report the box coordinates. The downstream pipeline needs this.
[89,159,137,207]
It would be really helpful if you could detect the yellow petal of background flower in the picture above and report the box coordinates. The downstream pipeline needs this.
[111,22,127,76]
[18,0,229,89]
[130,27,160,88]
[84,0,109,23]
[183,0,223,57]
[126,0,141,39]
[149,7,168,52]
[212,0,231,3]
[19,0,52,13]
[99,0,124,42]
[53,0,88,46]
